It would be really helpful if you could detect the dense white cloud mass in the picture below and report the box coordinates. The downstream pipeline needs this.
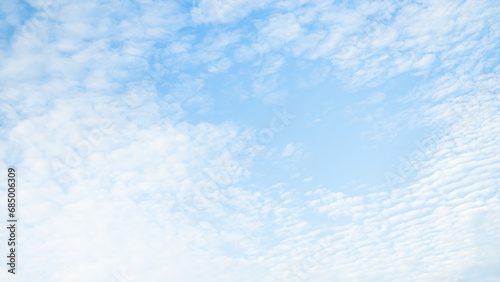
[0,0,498,281]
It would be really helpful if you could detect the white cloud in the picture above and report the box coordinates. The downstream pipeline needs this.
[259,14,302,48]
[208,57,233,73]
[0,0,499,281]
[303,177,313,183]
[190,0,270,24]
[281,144,297,158]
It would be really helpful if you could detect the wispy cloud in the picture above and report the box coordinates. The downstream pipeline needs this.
[0,0,498,281]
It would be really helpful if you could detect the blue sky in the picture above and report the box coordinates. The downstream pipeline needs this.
[0,0,499,281]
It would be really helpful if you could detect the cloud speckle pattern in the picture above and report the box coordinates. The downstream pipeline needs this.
[0,0,499,281]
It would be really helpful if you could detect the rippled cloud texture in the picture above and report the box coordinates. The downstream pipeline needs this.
[0,0,499,281]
